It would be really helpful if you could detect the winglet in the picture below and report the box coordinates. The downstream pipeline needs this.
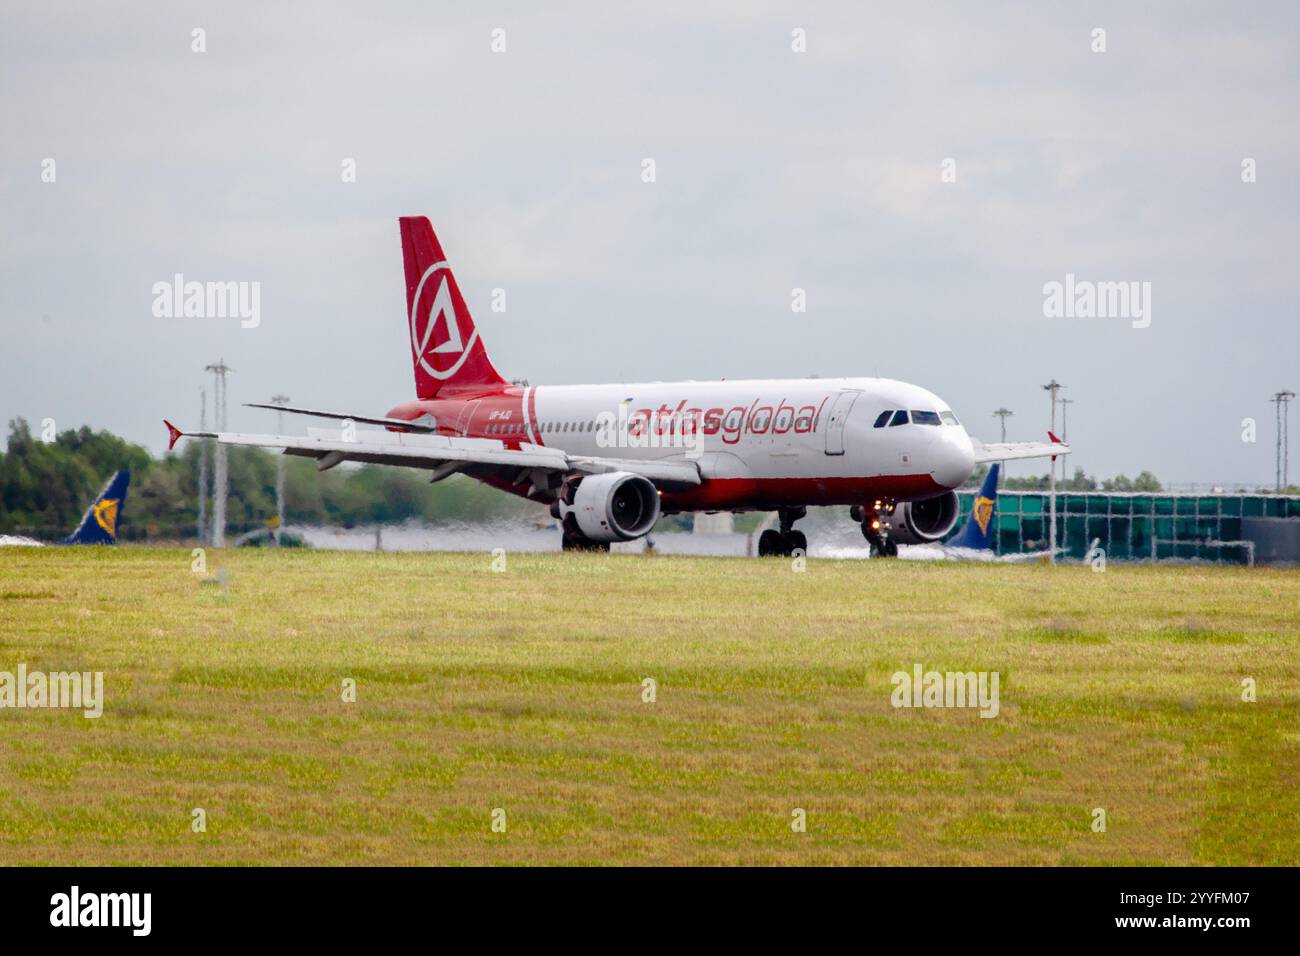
[1048,430,1066,462]
[164,420,184,451]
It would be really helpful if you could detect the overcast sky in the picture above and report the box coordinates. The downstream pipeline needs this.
[2,1,1296,484]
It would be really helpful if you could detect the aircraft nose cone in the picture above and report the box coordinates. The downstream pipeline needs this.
[933,432,976,489]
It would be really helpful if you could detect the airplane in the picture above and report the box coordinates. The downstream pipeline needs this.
[0,470,131,547]
[164,216,1069,557]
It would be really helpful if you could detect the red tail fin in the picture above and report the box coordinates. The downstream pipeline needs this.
[399,216,506,398]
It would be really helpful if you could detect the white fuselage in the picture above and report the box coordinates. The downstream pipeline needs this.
[399,376,977,512]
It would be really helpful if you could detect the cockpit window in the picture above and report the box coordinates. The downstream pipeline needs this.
[911,410,942,426]
[888,409,909,427]
[939,410,959,426]
[873,410,892,428]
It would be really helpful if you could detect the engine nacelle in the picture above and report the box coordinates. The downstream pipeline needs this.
[556,472,660,543]
[881,491,960,544]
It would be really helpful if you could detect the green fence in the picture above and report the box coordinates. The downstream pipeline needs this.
[951,491,1300,563]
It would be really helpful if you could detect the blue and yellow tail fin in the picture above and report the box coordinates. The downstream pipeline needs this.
[948,463,999,550]
[59,471,130,545]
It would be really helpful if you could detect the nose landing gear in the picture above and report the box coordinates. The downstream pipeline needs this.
[757,506,808,557]
[851,500,899,558]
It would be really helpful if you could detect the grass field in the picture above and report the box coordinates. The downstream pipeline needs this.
[0,546,1297,866]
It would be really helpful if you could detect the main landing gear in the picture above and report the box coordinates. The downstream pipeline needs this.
[758,506,807,557]
[850,500,899,558]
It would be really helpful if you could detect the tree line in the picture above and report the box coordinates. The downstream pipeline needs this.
[961,463,1163,492]
[0,418,533,541]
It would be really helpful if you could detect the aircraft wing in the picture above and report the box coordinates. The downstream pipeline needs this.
[971,432,1071,464]
[163,421,702,491]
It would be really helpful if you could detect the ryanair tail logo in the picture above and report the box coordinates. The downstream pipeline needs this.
[971,495,994,535]
[93,498,120,537]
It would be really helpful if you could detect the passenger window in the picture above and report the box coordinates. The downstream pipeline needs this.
[912,410,941,426]
[889,410,909,427]
[939,411,959,426]
[873,410,892,428]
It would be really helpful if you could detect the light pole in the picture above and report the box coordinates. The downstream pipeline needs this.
[1272,390,1296,491]
[204,359,233,547]
[270,394,291,545]
[992,408,1013,488]
[197,386,208,543]
[1041,380,1065,561]
[1059,397,1074,485]
[992,408,1013,443]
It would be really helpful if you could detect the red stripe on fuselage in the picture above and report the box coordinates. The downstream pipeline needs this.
[527,387,543,447]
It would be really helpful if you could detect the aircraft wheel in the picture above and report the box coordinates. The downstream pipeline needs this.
[758,529,785,557]
[862,528,897,558]
[785,530,807,555]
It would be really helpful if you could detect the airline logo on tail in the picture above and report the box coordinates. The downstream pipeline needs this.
[93,497,120,537]
[410,264,477,379]
[970,494,994,536]
[400,216,505,398]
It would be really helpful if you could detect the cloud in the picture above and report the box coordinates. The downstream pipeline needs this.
[0,0,1295,484]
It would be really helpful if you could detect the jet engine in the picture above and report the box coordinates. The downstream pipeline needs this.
[555,472,661,543]
[880,490,960,544]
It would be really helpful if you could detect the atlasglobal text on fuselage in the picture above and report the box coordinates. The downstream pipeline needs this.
[166,216,1069,556]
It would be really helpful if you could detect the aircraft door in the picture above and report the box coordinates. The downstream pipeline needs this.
[824,389,861,456]
[454,400,481,436]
